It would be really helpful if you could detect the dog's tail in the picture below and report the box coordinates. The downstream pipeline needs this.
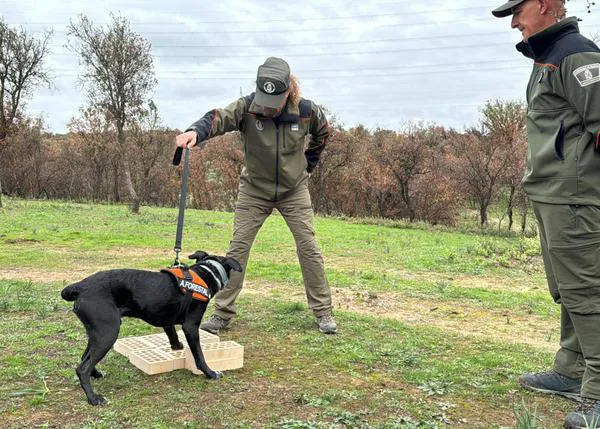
[61,282,83,301]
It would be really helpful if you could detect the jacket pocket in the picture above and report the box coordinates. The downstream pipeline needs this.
[281,123,306,154]
[554,120,565,161]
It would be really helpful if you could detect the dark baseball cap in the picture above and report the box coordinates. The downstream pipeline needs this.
[254,57,290,109]
[492,0,527,17]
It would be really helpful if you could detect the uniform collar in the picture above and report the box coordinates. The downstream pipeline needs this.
[516,17,579,60]
[249,95,300,123]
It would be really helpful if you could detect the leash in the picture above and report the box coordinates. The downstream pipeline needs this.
[172,146,190,267]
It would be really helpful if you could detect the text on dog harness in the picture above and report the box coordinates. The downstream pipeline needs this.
[161,267,210,301]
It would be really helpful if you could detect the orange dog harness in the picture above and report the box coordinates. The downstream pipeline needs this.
[162,267,210,301]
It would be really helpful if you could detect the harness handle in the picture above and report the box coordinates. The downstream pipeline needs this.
[173,146,183,166]
[173,147,190,267]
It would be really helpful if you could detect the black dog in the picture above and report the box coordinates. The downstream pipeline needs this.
[61,250,242,405]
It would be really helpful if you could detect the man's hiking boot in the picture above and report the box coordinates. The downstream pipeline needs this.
[565,397,600,429]
[316,314,337,334]
[200,315,231,334]
[518,370,581,400]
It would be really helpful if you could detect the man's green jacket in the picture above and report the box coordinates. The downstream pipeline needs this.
[186,94,330,202]
[518,17,600,205]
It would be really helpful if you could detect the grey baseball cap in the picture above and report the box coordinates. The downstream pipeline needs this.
[492,0,527,17]
[254,57,290,109]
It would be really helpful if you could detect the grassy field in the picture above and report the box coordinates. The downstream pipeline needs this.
[0,198,575,428]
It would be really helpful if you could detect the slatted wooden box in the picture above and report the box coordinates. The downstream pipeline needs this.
[185,341,244,374]
[113,330,243,375]
[114,329,219,358]
[129,348,179,375]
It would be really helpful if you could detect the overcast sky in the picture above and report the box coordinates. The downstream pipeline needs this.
[4,0,600,134]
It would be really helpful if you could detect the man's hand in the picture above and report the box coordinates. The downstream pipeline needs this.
[175,130,198,149]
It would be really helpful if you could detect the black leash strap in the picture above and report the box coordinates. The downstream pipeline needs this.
[173,147,190,267]
[173,146,183,166]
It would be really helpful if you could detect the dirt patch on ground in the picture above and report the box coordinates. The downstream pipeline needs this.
[0,268,88,283]
[3,238,41,244]
[242,281,558,353]
[331,287,557,352]
[381,268,545,293]
[0,264,557,353]
[103,247,174,258]
[443,273,545,293]
[0,247,170,283]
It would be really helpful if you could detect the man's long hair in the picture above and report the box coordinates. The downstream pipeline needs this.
[288,74,301,108]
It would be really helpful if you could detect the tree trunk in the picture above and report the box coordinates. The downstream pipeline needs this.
[507,186,515,231]
[112,161,120,203]
[0,141,5,207]
[124,167,140,214]
[480,203,488,226]
[117,127,140,214]
[521,206,528,233]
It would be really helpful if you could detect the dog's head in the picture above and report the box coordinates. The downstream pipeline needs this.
[188,250,242,295]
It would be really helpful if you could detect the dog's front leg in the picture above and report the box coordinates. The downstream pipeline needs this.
[163,325,184,350]
[182,322,222,380]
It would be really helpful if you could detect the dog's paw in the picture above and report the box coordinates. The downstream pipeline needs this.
[171,342,184,351]
[91,369,104,379]
[206,370,223,380]
[88,394,106,406]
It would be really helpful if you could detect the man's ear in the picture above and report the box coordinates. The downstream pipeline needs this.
[188,250,209,262]
[223,257,243,273]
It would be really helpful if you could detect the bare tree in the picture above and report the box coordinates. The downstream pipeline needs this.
[67,14,157,213]
[449,100,527,228]
[128,101,173,205]
[309,121,361,214]
[480,100,527,231]
[0,19,52,207]
[67,107,119,201]
[373,124,445,221]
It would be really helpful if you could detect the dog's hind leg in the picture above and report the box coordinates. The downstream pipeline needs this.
[75,302,120,405]
[182,322,222,380]
[80,343,104,379]
[163,325,184,350]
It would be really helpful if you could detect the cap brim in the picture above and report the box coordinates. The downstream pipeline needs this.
[492,0,521,17]
[254,88,286,109]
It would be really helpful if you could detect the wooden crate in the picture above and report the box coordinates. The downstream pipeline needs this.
[113,329,241,375]
[185,341,244,374]
[129,348,178,375]
[158,346,187,370]
[114,329,220,358]
[113,335,157,358]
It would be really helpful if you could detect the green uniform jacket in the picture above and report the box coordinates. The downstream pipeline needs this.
[186,93,330,201]
[518,17,600,204]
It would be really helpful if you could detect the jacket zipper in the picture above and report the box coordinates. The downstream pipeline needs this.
[275,124,280,201]
[282,125,286,150]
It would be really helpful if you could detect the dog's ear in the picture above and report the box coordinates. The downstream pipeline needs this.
[223,257,243,273]
[188,250,209,262]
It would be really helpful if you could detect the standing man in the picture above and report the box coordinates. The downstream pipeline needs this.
[175,57,337,335]
[492,0,600,426]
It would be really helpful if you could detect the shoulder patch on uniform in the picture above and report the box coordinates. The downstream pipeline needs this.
[573,63,600,87]
[316,105,325,121]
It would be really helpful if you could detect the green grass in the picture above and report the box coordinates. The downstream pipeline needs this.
[0,198,572,428]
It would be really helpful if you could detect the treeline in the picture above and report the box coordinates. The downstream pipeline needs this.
[0,15,529,228]
[1,99,529,228]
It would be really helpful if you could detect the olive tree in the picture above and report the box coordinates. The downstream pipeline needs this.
[0,20,52,207]
[67,14,157,213]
